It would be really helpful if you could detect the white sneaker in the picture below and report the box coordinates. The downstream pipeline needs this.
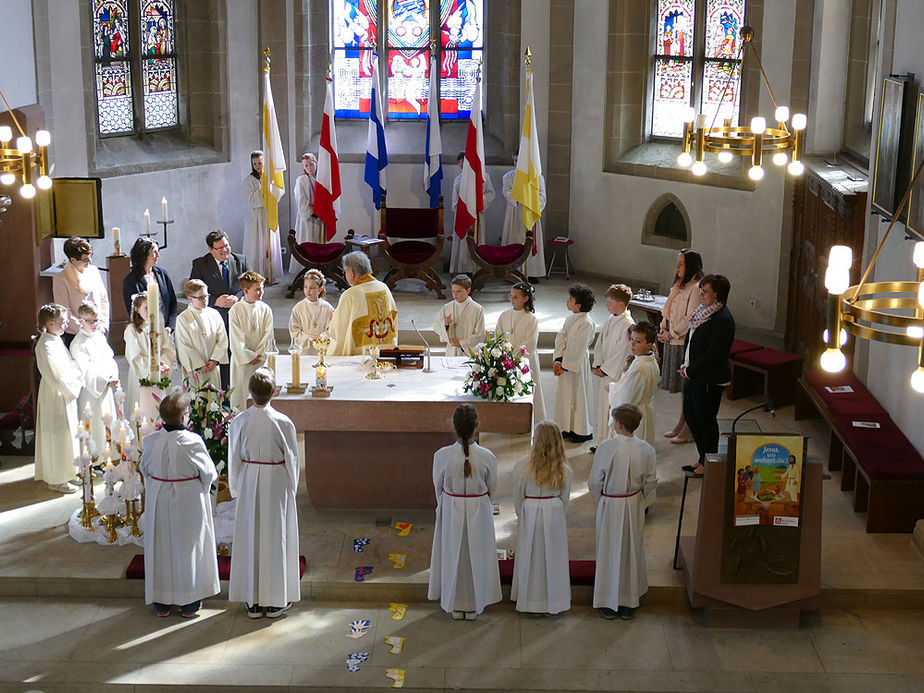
[48,482,78,494]
[464,612,478,621]
[451,611,464,620]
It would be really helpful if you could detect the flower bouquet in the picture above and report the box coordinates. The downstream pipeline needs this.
[462,332,534,402]
[183,371,236,480]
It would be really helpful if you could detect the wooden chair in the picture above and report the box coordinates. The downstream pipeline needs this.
[286,229,351,298]
[466,229,534,291]
[377,194,446,299]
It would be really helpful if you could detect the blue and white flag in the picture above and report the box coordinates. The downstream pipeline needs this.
[424,53,443,208]
[364,53,388,210]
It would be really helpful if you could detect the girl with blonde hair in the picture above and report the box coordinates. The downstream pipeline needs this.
[288,269,334,352]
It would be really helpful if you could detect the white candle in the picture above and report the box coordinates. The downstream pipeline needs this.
[144,209,152,235]
[267,352,276,374]
[119,423,127,444]
[83,402,92,422]
[147,279,161,380]
[103,443,112,462]
[292,351,300,386]
[112,226,121,254]
[133,402,140,420]
[161,197,168,222]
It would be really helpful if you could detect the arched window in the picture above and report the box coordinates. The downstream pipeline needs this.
[642,193,691,250]
[331,0,485,120]
[92,0,179,137]
[651,0,746,138]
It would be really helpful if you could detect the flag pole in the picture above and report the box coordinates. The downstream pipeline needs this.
[475,58,483,246]
[264,46,273,285]
[523,47,531,279]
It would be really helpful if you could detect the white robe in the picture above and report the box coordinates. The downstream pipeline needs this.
[449,170,496,274]
[69,329,118,455]
[501,168,547,277]
[175,305,229,392]
[34,332,82,485]
[431,297,485,357]
[496,308,545,425]
[243,174,283,284]
[607,353,660,447]
[123,323,176,418]
[328,276,398,356]
[592,310,634,440]
[588,434,657,609]
[288,297,334,352]
[228,300,274,411]
[553,312,595,436]
[428,441,502,615]
[289,173,323,273]
[511,460,572,614]
[140,428,220,606]
[228,405,301,608]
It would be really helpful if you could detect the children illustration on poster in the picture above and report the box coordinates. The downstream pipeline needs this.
[732,436,804,528]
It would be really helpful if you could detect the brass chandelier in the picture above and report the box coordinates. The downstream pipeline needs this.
[0,88,52,199]
[676,26,806,181]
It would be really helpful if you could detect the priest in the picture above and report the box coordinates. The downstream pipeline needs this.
[328,251,398,356]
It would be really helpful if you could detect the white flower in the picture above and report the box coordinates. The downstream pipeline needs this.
[488,368,496,377]
[497,377,506,386]
[491,348,502,358]
[514,381,523,394]
[209,401,220,412]
[203,428,214,440]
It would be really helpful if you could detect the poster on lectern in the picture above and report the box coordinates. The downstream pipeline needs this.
[731,434,805,528]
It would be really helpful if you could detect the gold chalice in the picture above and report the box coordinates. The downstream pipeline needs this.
[312,336,331,368]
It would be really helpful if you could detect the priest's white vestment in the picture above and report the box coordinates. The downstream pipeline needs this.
[288,297,334,352]
[607,352,660,447]
[175,305,229,391]
[140,428,220,606]
[328,275,398,356]
[70,328,119,454]
[588,434,657,610]
[34,332,82,485]
[496,307,545,425]
[428,441,502,615]
[511,460,572,614]
[553,312,595,437]
[243,173,283,283]
[431,297,485,357]
[228,300,274,410]
[592,310,634,439]
[228,405,301,608]
[501,168,547,277]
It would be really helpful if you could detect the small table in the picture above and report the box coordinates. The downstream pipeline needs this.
[345,235,385,270]
[629,294,668,358]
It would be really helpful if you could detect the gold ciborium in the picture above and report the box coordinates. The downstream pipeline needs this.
[365,344,383,379]
[312,336,331,368]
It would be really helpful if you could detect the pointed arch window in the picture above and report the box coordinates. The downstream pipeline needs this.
[92,0,179,137]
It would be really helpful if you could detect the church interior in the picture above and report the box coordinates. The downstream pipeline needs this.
[4,0,924,691]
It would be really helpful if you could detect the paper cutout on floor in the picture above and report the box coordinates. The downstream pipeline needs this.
[385,668,406,688]
[353,537,371,552]
[354,566,374,582]
[385,635,405,654]
[347,618,372,638]
[388,602,407,620]
[346,652,369,672]
[387,552,407,568]
[394,522,413,536]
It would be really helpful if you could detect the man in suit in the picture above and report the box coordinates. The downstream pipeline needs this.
[189,230,252,389]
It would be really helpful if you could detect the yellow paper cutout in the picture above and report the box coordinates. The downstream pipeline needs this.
[388,602,407,620]
[386,668,406,688]
[385,635,405,654]
[394,522,413,536]
[387,552,407,568]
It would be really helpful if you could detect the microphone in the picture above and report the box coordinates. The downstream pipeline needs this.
[410,318,433,373]
[732,400,773,435]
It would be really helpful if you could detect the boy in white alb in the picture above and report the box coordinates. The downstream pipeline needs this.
[432,275,485,357]
[175,279,229,391]
[591,284,634,446]
[140,392,220,618]
[70,302,119,455]
[228,271,274,411]
[229,369,300,619]
[553,284,596,443]
[607,322,660,447]
[588,404,657,620]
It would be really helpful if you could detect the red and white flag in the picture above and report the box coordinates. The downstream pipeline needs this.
[454,78,485,239]
[315,77,341,241]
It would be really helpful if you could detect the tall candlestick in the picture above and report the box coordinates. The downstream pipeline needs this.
[267,352,277,374]
[292,350,301,387]
[161,197,168,222]
[112,226,121,255]
[147,279,161,381]
[144,209,152,235]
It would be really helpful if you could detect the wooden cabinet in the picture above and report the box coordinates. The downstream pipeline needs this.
[785,158,868,370]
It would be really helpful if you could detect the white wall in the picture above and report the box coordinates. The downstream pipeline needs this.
[0,0,36,109]
[569,0,796,330]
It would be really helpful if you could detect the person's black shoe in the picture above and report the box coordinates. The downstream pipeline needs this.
[599,607,618,620]
[570,432,593,443]
[246,603,263,619]
[265,603,293,619]
[589,446,598,453]
[680,464,697,473]
[618,606,636,620]
[561,431,574,441]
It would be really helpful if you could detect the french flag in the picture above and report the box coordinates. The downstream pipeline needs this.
[454,76,485,239]
[315,77,341,241]
[424,53,443,209]
[364,53,388,210]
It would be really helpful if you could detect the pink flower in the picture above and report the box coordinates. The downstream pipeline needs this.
[520,346,527,356]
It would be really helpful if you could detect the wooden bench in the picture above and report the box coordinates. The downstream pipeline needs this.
[727,347,803,407]
[795,371,924,533]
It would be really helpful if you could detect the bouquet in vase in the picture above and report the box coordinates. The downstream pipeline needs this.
[183,371,236,478]
[462,332,534,402]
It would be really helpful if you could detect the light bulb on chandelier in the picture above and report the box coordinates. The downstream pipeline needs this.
[819,347,847,373]
[911,367,924,394]
[718,151,734,164]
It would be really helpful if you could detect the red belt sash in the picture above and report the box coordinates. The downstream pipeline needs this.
[442,490,488,498]
[601,489,640,498]
[525,495,559,499]
[150,475,198,482]
[243,459,284,465]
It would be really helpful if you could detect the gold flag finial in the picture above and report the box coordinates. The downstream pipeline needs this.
[264,46,271,72]
[524,46,532,64]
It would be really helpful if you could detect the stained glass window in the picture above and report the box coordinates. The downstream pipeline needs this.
[439,0,483,121]
[387,0,430,118]
[650,0,746,139]
[333,0,378,118]
[92,0,179,136]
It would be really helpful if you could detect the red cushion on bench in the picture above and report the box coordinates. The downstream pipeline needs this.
[477,243,525,265]
[387,240,438,264]
[127,554,307,580]
[296,242,345,263]
[734,348,802,368]
[804,370,886,417]
[729,339,763,356]
[498,558,595,585]
[835,415,924,480]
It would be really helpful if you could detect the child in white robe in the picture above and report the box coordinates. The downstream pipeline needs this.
[589,404,657,620]
[228,368,300,618]
[228,271,274,411]
[511,420,572,615]
[428,403,502,620]
[175,279,229,391]
[70,302,119,456]
[432,274,485,357]
[288,269,334,352]
[607,322,660,447]
[289,153,323,273]
[592,284,634,445]
[495,282,544,425]
[123,292,175,417]
[34,304,83,493]
[553,284,596,443]
[140,392,220,618]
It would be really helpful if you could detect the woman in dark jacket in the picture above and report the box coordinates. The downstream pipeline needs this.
[679,274,735,475]
[122,237,178,332]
